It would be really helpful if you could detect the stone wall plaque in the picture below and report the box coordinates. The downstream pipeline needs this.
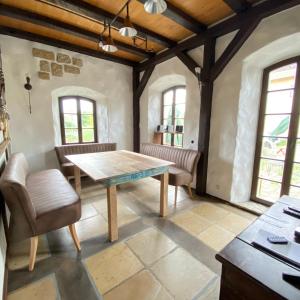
[40,60,50,72]
[51,63,63,77]
[72,57,83,67]
[32,48,54,60]
[38,72,50,80]
[57,53,71,64]
[64,64,80,74]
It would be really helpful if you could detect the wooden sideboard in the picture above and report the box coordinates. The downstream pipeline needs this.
[216,196,300,300]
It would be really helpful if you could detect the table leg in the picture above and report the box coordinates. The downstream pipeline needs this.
[107,185,118,242]
[74,166,81,194]
[160,172,169,217]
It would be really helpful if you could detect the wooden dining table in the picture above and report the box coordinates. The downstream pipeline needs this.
[66,150,174,242]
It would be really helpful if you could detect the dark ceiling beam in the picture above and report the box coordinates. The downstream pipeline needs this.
[0,4,152,59]
[0,26,136,67]
[136,0,300,72]
[135,65,155,99]
[176,52,200,76]
[45,0,176,48]
[223,0,250,13]
[137,0,206,33]
[211,18,260,81]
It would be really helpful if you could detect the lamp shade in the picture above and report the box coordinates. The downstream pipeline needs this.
[102,36,118,53]
[144,0,167,14]
[119,16,137,37]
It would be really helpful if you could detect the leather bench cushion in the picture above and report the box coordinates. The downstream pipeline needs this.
[61,162,75,177]
[26,169,81,235]
[55,143,117,164]
[154,166,192,186]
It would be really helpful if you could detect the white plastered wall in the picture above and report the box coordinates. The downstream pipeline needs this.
[208,5,300,202]
[0,35,133,171]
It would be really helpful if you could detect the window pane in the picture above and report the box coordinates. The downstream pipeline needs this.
[294,140,300,162]
[163,133,172,145]
[174,134,183,147]
[263,115,290,137]
[175,88,186,104]
[62,99,77,113]
[64,114,77,128]
[163,105,172,119]
[175,118,184,126]
[291,163,300,186]
[82,129,95,142]
[175,104,185,118]
[265,90,294,114]
[163,90,173,105]
[163,118,172,126]
[289,186,300,199]
[81,114,94,128]
[268,63,297,91]
[261,137,287,160]
[80,100,93,114]
[256,179,281,202]
[65,129,79,143]
[258,158,284,182]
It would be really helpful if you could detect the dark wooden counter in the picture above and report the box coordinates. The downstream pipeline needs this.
[216,196,300,300]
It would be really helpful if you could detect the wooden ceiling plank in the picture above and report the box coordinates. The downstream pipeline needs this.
[0,26,137,66]
[136,0,300,71]
[0,4,151,58]
[136,0,206,33]
[44,0,176,48]
[223,0,250,13]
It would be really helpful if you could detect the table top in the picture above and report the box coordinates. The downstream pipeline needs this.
[216,196,300,300]
[66,150,174,181]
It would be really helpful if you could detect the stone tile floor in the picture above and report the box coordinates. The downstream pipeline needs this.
[7,177,258,300]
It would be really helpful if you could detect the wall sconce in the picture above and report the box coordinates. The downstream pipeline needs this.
[195,66,202,88]
[24,75,33,114]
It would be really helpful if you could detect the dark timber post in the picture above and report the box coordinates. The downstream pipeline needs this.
[132,66,155,153]
[196,38,216,195]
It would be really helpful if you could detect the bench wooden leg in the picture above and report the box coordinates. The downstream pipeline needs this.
[188,183,194,199]
[107,185,118,242]
[174,186,178,206]
[69,224,81,251]
[29,236,38,272]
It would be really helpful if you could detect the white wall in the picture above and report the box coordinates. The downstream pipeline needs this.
[140,56,201,151]
[140,5,300,203]
[208,5,300,202]
[0,35,133,171]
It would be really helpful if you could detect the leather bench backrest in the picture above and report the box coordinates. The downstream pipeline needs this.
[140,143,200,173]
[0,153,37,240]
[55,143,117,164]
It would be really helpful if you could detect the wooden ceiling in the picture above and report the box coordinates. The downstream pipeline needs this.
[0,0,262,65]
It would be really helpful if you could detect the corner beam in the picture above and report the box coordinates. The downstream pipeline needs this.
[176,52,200,76]
[196,38,216,195]
[175,18,260,195]
[210,18,261,81]
[133,66,155,152]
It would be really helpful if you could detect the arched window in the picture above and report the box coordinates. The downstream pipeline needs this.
[162,86,186,147]
[59,96,97,144]
[252,56,300,205]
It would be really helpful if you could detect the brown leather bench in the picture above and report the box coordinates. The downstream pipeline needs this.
[0,153,81,271]
[55,143,116,178]
[140,143,200,204]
